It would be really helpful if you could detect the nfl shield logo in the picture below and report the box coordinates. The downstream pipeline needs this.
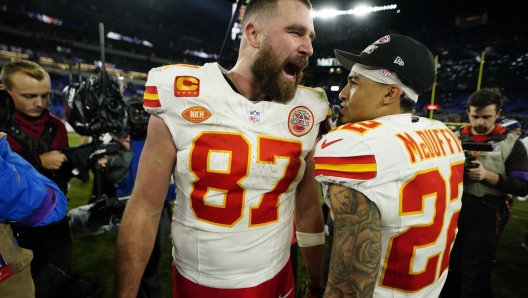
[249,110,261,123]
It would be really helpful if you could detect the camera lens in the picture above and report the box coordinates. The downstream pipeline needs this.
[107,98,122,113]
[0,90,15,132]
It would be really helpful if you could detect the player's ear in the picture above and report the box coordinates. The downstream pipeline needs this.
[244,21,262,49]
[382,84,402,106]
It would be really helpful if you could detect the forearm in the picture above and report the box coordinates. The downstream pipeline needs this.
[296,140,325,287]
[114,197,162,297]
[484,171,499,185]
[0,156,66,225]
[497,139,528,196]
[494,174,528,196]
[324,185,381,298]
[297,206,325,287]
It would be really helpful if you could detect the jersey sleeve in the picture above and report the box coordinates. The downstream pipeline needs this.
[314,130,377,187]
[143,67,164,115]
[0,137,67,227]
[297,85,331,128]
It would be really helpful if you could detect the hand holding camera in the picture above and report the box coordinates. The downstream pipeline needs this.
[40,150,68,170]
[466,159,490,181]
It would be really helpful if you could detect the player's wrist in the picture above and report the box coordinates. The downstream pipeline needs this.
[305,283,325,298]
[296,231,325,247]
[298,279,325,298]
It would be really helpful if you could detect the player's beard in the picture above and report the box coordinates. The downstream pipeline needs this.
[251,41,307,104]
[473,125,490,134]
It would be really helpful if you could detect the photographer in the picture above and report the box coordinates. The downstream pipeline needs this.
[0,89,67,298]
[1,60,70,193]
[1,60,73,291]
[442,88,528,298]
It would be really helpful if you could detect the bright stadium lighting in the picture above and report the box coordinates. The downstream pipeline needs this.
[316,9,339,19]
[354,5,371,16]
[331,86,340,91]
[312,4,398,18]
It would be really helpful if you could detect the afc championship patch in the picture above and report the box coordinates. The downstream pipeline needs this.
[288,106,314,137]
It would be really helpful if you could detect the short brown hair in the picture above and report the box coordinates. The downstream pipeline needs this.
[242,0,312,27]
[1,60,49,90]
[467,87,505,112]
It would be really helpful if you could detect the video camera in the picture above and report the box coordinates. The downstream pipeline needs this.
[63,69,128,137]
[462,142,493,172]
[0,89,15,132]
[60,69,134,237]
[124,94,149,140]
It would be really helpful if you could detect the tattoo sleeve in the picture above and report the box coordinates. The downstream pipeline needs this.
[324,184,382,298]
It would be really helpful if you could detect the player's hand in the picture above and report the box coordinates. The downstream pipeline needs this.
[40,150,68,170]
[467,160,488,181]
[297,280,325,298]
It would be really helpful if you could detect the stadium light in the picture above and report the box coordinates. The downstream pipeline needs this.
[316,9,340,19]
[354,5,371,16]
[312,4,398,18]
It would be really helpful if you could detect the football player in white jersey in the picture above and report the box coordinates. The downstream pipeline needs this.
[314,35,466,298]
[114,1,328,298]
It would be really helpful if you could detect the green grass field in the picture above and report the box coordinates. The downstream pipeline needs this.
[66,133,528,297]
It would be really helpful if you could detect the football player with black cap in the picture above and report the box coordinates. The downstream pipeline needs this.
[333,34,436,123]
[314,35,466,297]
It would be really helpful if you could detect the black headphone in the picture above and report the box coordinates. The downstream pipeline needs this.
[0,89,15,132]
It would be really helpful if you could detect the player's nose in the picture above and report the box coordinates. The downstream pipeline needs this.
[298,36,313,57]
[339,84,350,102]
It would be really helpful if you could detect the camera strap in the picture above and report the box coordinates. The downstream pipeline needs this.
[469,151,483,158]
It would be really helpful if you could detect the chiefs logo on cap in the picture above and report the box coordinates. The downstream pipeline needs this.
[174,76,200,97]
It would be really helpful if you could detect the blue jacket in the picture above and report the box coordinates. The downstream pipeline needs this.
[116,139,176,201]
[0,136,67,226]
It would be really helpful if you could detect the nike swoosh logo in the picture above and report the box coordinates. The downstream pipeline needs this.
[321,138,343,149]
[279,288,293,298]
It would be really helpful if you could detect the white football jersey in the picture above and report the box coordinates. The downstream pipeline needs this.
[143,63,329,288]
[315,114,465,298]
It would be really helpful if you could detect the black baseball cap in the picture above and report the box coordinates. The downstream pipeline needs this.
[334,34,436,94]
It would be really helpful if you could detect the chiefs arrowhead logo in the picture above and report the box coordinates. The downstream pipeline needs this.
[321,138,343,149]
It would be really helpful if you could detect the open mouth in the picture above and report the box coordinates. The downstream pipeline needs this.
[283,63,301,82]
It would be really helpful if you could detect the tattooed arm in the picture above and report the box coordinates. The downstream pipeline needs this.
[324,184,381,298]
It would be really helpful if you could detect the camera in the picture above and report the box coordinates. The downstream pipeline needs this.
[124,94,149,140]
[0,90,15,132]
[63,69,128,137]
[60,69,133,237]
[461,142,493,172]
